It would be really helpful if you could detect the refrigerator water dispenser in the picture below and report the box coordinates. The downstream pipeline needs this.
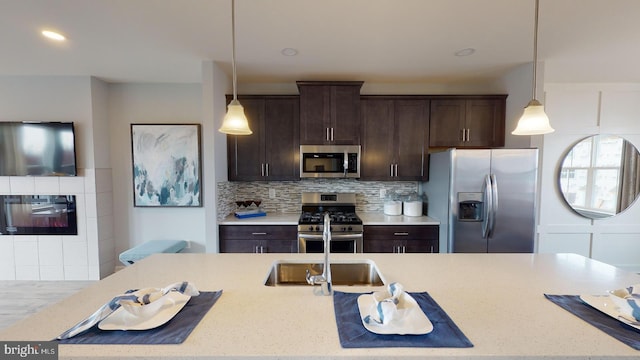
[458,192,483,221]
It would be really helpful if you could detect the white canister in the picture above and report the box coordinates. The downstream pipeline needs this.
[383,200,402,216]
[403,201,422,216]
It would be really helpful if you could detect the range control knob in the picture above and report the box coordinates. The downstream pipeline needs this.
[341,227,347,232]
[308,226,314,231]
[347,226,353,231]
[315,226,320,232]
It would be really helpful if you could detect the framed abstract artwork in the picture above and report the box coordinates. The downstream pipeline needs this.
[130,124,202,207]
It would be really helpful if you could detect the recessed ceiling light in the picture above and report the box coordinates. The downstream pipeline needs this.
[281,48,298,56]
[42,30,66,41]
[455,48,475,57]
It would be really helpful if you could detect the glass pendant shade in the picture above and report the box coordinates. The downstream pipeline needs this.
[512,99,554,135]
[219,99,252,135]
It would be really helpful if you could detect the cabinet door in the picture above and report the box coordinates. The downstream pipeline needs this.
[298,82,362,145]
[227,98,264,181]
[264,97,300,180]
[263,239,298,253]
[395,100,429,180]
[363,238,395,253]
[403,238,438,253]
[299,85,329,144]
[219,238,261,253]
[360,98,396,180]
[429,99,465,147]
[465,99,505,147]
[331,85,361,144]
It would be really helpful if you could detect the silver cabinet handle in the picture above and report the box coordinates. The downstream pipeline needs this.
[326,128,330,141]
[251,232,267,235]
[466,128,471,142]
[393,232,409,236]
[265,163,269,177]
[460,129,465,142]
[330,127,334,141]
[261,163,265,177]
[389,164,399,177]
[402,245,406,253]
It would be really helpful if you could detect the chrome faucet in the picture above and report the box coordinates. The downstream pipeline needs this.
[306,212,332,295]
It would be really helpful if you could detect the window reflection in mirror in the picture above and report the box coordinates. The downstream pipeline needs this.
[559,135,640,219]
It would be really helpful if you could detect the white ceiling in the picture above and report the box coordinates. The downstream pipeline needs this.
[2,0,640,85]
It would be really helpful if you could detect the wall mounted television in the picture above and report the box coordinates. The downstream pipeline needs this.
[0,121,77,176]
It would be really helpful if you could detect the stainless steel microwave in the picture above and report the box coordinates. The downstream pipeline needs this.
[299,145,360,178]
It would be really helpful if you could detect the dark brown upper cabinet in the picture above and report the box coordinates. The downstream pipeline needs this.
[360,96,430,181]
[297,81,363,145]
[429,96,506,148]
[226,95,300,181]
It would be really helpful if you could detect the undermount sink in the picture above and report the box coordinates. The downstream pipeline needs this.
[264,259,385,287]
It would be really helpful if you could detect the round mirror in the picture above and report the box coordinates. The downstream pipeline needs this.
[558,134,640,219]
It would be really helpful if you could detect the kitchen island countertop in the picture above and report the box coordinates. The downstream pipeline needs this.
[2,253,639,359]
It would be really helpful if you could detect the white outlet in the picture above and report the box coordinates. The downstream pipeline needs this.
[269,188,276,199]
[379,189,386,198]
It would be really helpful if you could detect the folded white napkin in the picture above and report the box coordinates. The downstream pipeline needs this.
[609,284,640,322]
[364,282,404,325]
[119,282,199,317]
[57,281,199,339]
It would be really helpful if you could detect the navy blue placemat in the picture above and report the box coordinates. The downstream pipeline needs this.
[545,294,640,350]
[333,291,473,348]
[56,290,222,345]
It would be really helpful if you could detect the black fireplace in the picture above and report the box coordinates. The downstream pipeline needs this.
[0,195,77,235]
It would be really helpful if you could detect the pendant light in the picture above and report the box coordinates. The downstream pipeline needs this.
[219,0,252,135]
[512,0,554,136]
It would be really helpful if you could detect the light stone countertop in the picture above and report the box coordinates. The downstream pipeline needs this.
[219,212,439,226]
[358,212,439,225]
[2,253,639,359]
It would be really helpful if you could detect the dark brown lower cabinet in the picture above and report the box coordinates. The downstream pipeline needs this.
[363,225,439,253]
[219,225,298,253]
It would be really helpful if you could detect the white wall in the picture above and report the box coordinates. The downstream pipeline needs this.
[108,82,207,256]
[202,61,231,253]
[538,83,640,272]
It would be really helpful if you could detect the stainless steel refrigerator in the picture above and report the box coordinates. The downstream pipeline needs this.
[420,148,538,253]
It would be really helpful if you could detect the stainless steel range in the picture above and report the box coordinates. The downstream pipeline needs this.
[298,192,363,253]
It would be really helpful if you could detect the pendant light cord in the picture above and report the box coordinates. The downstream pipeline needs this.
[532,0,539,100]
[231,0,238,101]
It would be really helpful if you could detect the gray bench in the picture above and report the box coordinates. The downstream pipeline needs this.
[119,240,188,266]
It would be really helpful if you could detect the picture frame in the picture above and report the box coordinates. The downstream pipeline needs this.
[130,123,202,207]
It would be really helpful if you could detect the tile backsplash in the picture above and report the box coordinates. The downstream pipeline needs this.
[217,179,419,220]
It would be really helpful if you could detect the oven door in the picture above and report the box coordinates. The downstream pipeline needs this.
[298,233,363,253]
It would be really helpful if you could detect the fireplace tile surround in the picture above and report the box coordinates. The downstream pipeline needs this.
[0,168,115,281]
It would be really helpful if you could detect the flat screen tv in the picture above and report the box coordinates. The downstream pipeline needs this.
[0,121,77,176]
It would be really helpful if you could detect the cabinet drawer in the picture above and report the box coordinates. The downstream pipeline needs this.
[363,225,438,240]
[219,225,297,240]
[363,237,438,253]
[219,238,297,253]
